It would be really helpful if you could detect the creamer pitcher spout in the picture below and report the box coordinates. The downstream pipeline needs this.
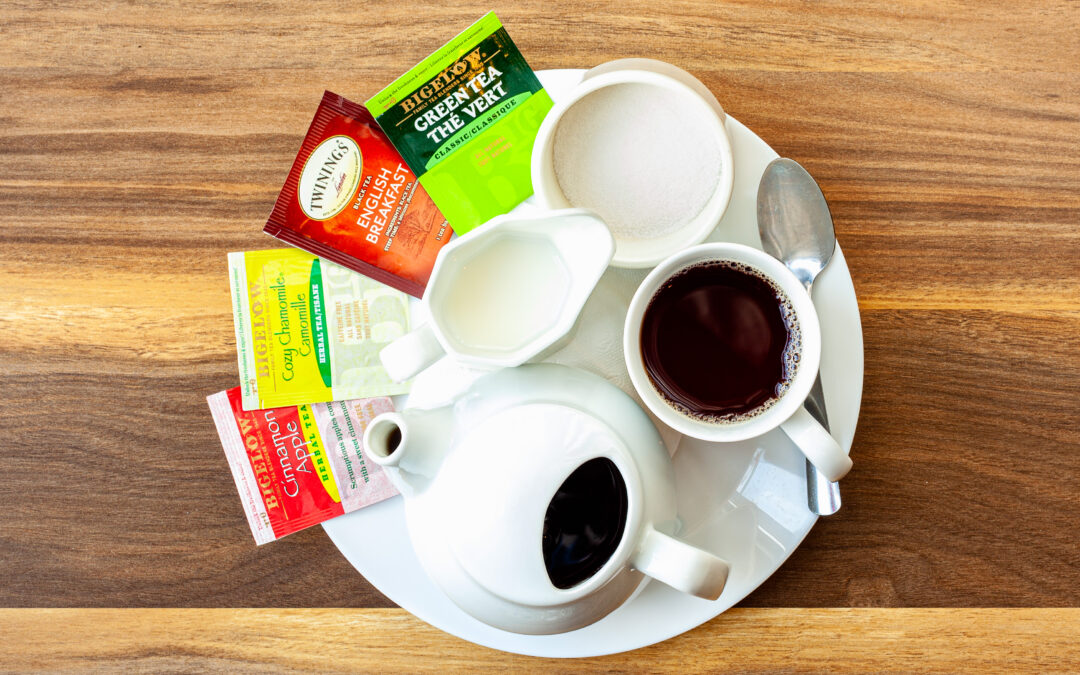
[364,407,454,496]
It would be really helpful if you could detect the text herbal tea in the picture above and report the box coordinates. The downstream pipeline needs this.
[367,12,552,233]
[208,387,397,544]
[264,91,451,298]
[229,248,411,411]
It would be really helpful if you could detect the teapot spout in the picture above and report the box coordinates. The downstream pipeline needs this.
[364,407,454,496]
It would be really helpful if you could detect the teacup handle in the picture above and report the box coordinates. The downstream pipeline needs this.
[780,406,853,482]
[379,323,445,383]
[631,527,729,601]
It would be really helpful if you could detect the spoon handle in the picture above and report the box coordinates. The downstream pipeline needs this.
[804,375,842,515]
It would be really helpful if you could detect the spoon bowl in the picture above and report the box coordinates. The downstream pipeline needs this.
[757,158,837,290]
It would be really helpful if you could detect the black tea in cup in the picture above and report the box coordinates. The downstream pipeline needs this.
[639,260,801,422]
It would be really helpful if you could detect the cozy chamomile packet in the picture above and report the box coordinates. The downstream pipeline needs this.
[229,248,412,410]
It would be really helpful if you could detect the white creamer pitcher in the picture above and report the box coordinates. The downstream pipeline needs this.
[379,209,614,382]
[362,364,729,635]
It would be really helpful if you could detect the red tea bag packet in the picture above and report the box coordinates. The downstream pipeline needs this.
[264,91,452,298]
[208,387,398,544]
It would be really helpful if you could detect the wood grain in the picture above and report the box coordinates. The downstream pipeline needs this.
[0,0,1078,632]
[1,608,1078,673]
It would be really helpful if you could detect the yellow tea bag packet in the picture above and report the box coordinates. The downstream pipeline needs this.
[229,248,411,410]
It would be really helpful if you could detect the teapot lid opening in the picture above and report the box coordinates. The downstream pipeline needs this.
[542,457,629,589]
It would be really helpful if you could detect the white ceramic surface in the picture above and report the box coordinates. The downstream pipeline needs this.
[379,209,613,382]
[362,364,729,635]
[324,69,864,657]
[623,242,853,482]
[531,64,734,268]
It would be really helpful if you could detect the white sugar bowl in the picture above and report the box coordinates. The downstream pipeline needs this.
[531,59,735,268]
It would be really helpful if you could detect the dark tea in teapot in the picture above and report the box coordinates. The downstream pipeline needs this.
[542,457,628,589]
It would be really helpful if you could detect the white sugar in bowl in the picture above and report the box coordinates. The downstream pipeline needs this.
[531,59,734,268]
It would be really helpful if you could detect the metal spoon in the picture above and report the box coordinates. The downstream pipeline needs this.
[757,158,843,516]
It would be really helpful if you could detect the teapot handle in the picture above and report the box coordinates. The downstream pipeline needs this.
[631,527,729,601]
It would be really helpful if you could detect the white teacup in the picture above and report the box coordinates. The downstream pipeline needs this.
[623,243,853,482]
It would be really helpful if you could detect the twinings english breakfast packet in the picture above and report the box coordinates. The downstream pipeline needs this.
[366,12,552,234]
[208,387,397,544]
[264,91,451,298]
[229,248,411,411]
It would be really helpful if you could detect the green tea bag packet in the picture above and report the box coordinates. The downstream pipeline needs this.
[366,12,552,234]
[228,249,411,410]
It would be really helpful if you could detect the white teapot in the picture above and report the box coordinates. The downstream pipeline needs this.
[363,363,729,635]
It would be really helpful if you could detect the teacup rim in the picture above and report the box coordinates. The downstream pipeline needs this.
[623,242,822,442]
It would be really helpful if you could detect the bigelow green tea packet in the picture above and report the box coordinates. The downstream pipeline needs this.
[366,12,552,234]
[229,248,411,411]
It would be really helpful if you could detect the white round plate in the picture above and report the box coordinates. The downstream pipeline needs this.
[324,69,863,657]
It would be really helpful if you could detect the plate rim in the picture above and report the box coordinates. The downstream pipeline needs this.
[324,67,863,657]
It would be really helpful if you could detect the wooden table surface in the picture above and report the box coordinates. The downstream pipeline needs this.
[2,0,1078,671]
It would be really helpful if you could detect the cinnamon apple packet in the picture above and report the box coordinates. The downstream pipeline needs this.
[208,387,398,544]
[264,91,452,298]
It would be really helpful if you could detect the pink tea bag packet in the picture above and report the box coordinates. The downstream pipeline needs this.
[208,387,398,544]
